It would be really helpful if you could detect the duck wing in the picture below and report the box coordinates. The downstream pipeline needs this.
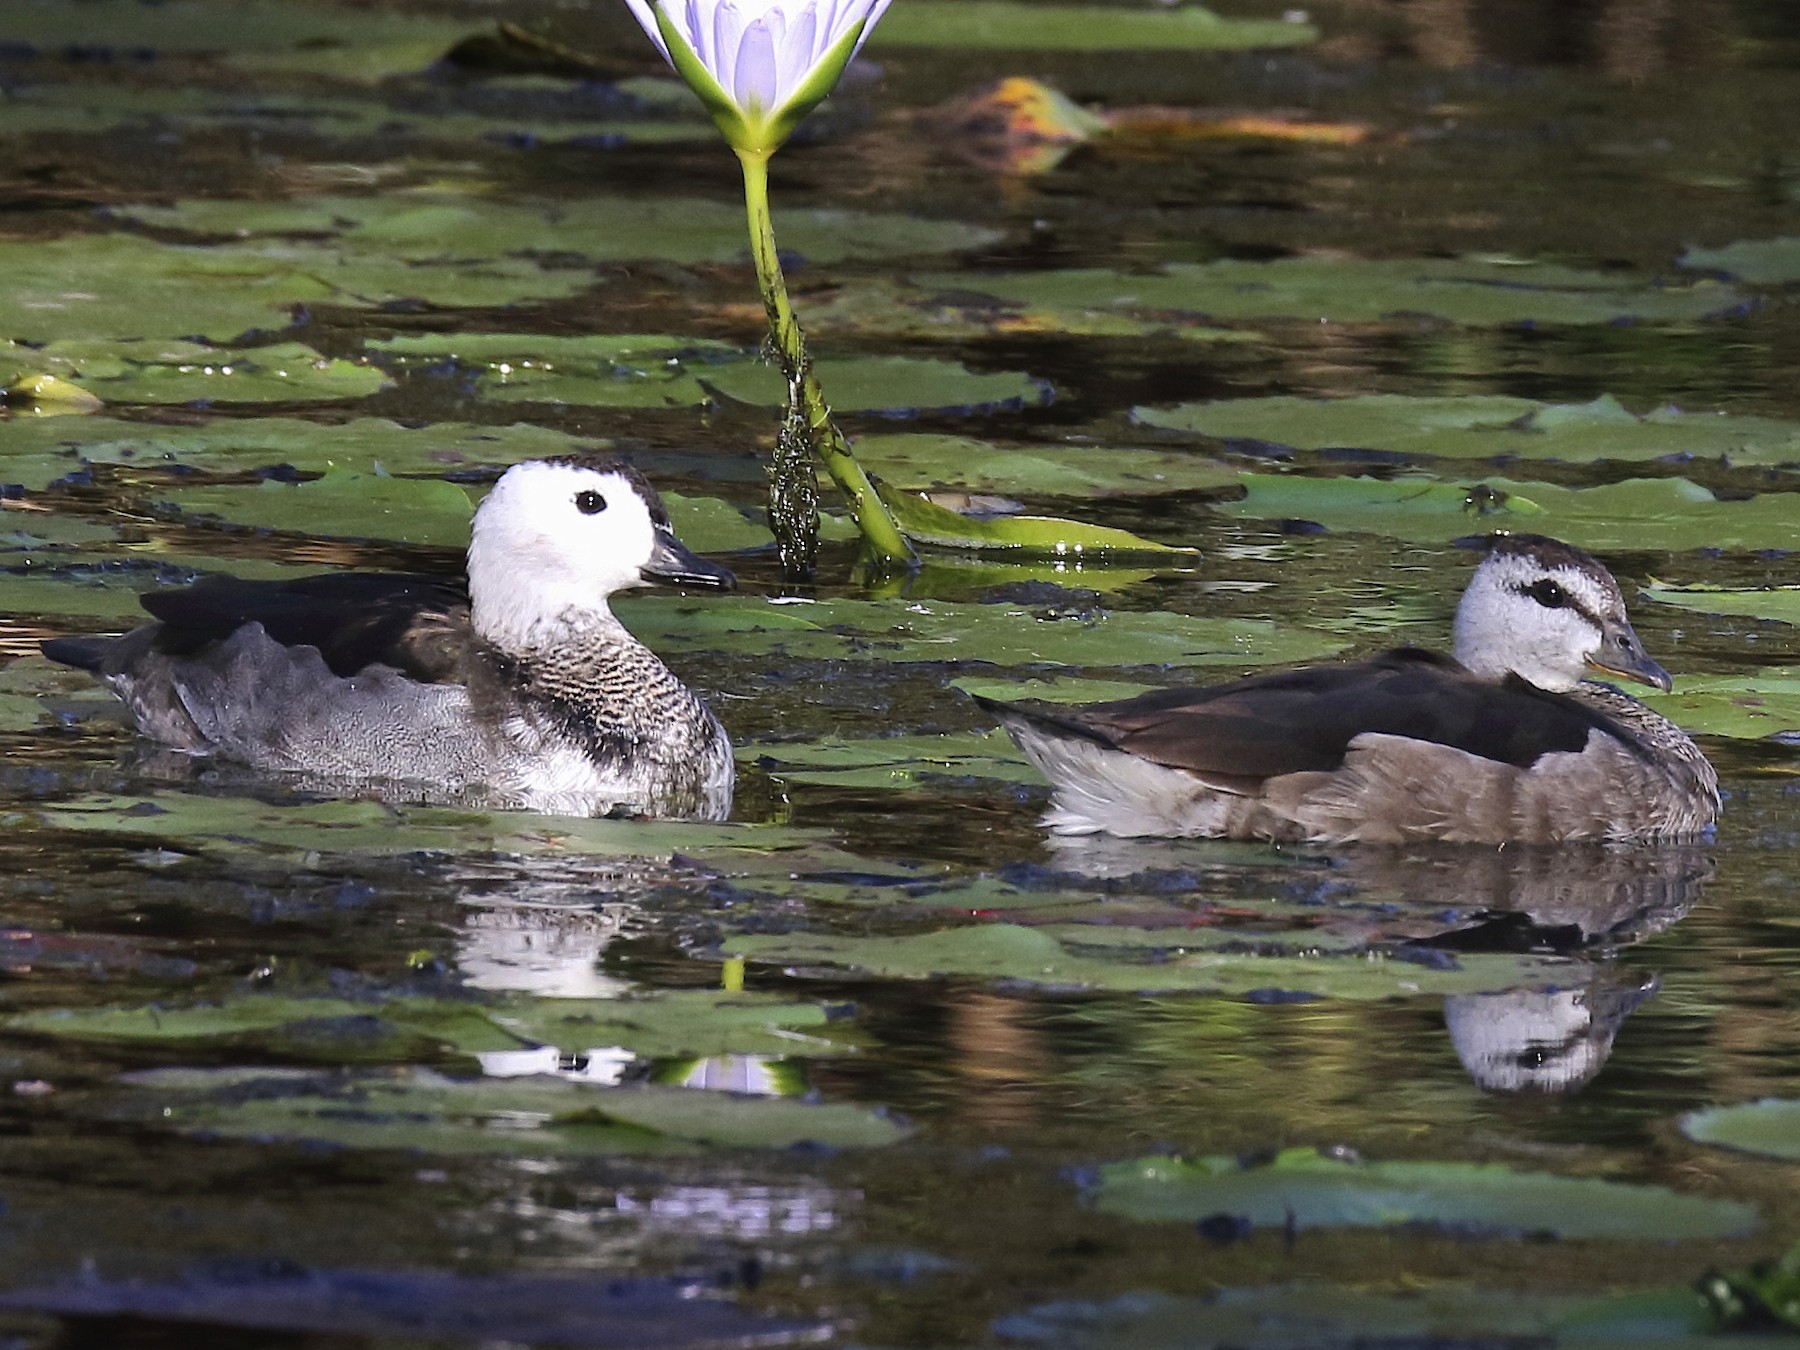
[139,572,472,683]
[977,648,1641,785]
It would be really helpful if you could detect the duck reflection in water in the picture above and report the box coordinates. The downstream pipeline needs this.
[1045,834,1711,1096]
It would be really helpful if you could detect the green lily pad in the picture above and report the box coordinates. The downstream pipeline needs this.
[1645,586,1800,624]
[853,433,1241,497]
[1680,237,1800,286]
[0,415,592,490]
[705,355,1048,416]
[618,594,1344,670]
[1683,1100,1800,1160]
[162,470,477,546]
[0,234,594,345]
[10,988,856,1062]
[1637,670,1800,740]
[368,332,745,409]
[873,2,1317,50]
[125,194,1003,267]
[879,486,1193,558]
[0,0,480,81]
[746,729,1036,789]
[22,791,821,864]
[1215,471,1800,552]
[1133,393,1800,466]
[800,277,1256,345]
[1,340,388,407]
[916,258,1745,327]
[1092,1146,1758,1239]
[723,921,1576,999]
[117,1065,907,1152]
[0,568,169,622]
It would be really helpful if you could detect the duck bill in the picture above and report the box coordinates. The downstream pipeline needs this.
[1585,623,1672,692]
[640,527,736,590]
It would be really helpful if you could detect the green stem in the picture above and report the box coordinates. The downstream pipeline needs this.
[737,147,914,571]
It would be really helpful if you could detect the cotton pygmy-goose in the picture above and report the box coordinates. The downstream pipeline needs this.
[977,534,1718,844]
[45,456,736,821]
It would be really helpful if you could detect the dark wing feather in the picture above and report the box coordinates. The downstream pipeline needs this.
[139,572,471,682]
[976,648,1646,780]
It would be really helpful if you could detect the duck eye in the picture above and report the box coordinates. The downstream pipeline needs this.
[1524,578,1567,609]
[574,489,607,515]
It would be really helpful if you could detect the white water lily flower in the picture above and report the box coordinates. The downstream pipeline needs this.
[625,0,892,154]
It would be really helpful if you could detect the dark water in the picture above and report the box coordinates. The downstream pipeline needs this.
[3,1,1800,1347]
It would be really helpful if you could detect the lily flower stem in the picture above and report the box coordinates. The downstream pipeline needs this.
[736,147,915,573]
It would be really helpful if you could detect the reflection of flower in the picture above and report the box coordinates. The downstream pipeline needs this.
[625,0,892,154]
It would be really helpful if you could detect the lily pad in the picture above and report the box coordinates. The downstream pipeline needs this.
[1637,670,1800,740]
[22,791,821,864]
[1683,1099,1800,1160]
[0,415,592,490]
[873,3,1317,51]
[117,1065,907,1152]
[618,594,1344,670]
[1134,393,1800,466]
[162,470,476,546]
[0,0,479,81]
[1645,586,1800,624]
[916,258,1746,328]
[879,485,1194,558]
[853,433,1241,497]
[0,234,594,345]
[705,355,1049,416]
[1,340,388,407]
[1092,1146,1758,1239]
[367,332,744,409]
[1679,237,1800,286]
[1215,472,1800,552]
[723,921,1577,999]
[746,729,1036,789]
[124,194,1004,267]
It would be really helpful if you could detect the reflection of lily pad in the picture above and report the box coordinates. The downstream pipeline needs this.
[874,2,1316,50]
[163,470,476,546]
[125,194,1003,267]
[1216,472,1800,552]
[1683,1099,1800,1160]
[118,1066,907,1152]
[1093,1146,1758,1239]
[724,921,1574,999]
[1134,393,1800,466]
[706,356,1049,416]
[1680,238,1800,286]
[620,594,1344,670]
[917,258,1745,327]
[2,340,387,407]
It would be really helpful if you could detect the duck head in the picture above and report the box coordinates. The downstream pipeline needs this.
[467,456,734,651]
[1451,533,1670,693]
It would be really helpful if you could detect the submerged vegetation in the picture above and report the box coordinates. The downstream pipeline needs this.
[0,0,1798,1345]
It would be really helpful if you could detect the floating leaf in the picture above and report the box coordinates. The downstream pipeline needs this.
[620,594,1344,670]
[125,193,1003,267]
[1215,472,1800,552]
[1679,237,1800,286]
[1092,1146,1758,1239]
[5,340,387,406]
[916,258,1746,327]
[747,729,1036,789]
[117,1065,908,1152]
[368,332,744,409]
[1683,1099,1800,1161]
[706,355,1049,416]
[0,414,591,489]
[162,470,476,546]
[853,433,1240,497]
[1134,393,1800,466]
[724,921,1576,999]
[1645,586,1800,624]
[1636,669,1800,740]
[873,3,1317,51]
[878,484,1197,558]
